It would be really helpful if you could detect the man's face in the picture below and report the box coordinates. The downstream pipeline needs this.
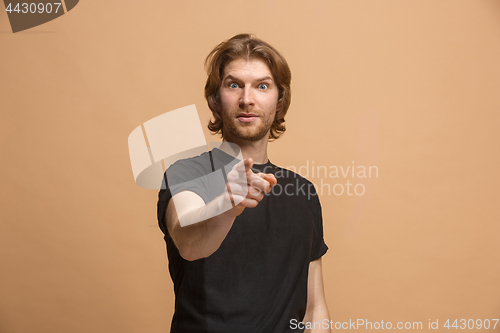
[218,58,279,143]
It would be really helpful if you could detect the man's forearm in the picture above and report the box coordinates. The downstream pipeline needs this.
[303,305,331,333]
[166,158,274,261]
[167,193,240,261]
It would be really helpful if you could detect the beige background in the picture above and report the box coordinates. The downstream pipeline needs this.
[1,1,499,332]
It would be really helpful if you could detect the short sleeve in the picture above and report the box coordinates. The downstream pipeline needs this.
[309,190,328,261]
[156,157,212,236]
[157,184,172,235]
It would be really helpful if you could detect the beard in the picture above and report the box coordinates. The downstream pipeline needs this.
[222,108,275,142]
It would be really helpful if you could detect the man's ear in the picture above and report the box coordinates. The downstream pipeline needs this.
[276,98,282,114]
[212,93,221,114]
[276,89,285,113]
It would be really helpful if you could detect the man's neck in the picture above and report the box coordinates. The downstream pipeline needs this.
[220,136,269,165]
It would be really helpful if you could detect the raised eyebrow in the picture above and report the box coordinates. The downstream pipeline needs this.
[256,75,274,82]
[223,75,240,83]
[223,75,274,82]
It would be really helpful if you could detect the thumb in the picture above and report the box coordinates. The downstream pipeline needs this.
[244,158,254,172]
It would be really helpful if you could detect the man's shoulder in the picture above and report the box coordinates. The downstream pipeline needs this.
[166,151,212,175]
[162,151,215,189]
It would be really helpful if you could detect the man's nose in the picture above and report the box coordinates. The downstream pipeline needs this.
[239,86,255,107]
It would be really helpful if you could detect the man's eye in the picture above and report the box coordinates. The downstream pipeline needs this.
[258,84,268,90]
[229,83,239,89]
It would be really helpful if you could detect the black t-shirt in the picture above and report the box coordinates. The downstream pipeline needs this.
[157,148,328,333]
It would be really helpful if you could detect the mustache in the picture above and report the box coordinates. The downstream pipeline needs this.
[229,108,260,115]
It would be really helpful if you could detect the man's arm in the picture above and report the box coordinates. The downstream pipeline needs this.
[166,158,276,261]
[304,258,331,333]
[166,190,237,261]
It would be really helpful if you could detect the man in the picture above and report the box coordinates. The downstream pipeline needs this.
[157,33,330,332]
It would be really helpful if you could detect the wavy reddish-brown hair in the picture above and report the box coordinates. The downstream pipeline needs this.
[204,33,292,140]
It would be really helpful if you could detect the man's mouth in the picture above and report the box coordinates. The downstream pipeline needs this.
[237,113,259,123]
